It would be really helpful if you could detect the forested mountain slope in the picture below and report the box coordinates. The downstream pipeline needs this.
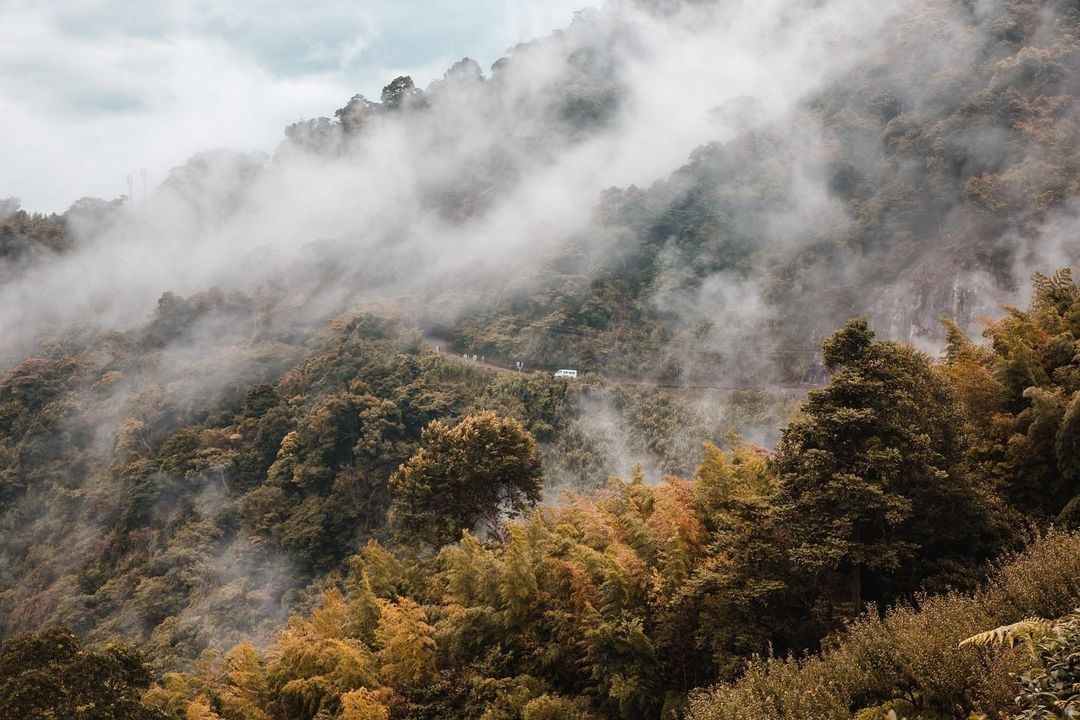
[1,0,1079,718]
[445,0,1080,379]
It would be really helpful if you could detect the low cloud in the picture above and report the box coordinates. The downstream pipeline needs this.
[0,0,595,212]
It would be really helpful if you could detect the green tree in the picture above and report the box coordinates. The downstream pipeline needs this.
[389,411,543,545]
[0,626,166,720]
[773,319,1001,614]
[380,76,423,110]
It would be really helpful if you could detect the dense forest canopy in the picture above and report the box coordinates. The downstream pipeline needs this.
[1,0,1079,718]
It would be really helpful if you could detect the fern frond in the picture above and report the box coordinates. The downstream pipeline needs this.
[959,618,1049,648]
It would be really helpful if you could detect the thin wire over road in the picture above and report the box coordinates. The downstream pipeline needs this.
[427,339,822,393]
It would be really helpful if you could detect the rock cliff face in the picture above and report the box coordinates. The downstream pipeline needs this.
[869,272,1001,349]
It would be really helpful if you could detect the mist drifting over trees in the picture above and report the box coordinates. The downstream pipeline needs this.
[1,0,1079,718]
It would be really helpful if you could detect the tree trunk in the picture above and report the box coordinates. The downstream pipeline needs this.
[850,563,862,610]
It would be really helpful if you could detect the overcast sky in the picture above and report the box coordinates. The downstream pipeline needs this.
[0,0,594,213]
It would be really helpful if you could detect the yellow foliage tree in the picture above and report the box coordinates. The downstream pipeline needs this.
[267,591,379,719]
[185,695,221,720]
[217,642,269,720]
[340,688,391,720]
[375,597,437,689]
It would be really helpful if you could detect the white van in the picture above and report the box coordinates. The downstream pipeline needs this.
[553,369,578,379]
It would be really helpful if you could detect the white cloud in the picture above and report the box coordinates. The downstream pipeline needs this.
[0,0,596,212]
[0,0,910,358]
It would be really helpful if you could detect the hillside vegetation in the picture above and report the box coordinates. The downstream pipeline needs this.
[1,0,1080,718]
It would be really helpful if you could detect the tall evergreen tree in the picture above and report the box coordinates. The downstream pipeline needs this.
[773,319,1003,614]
